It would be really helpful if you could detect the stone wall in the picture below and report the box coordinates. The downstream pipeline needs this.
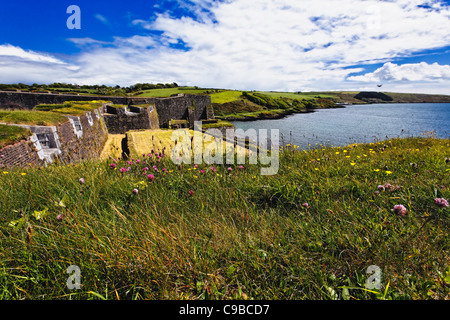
[0,107,108,167]
[0,91,129,110]
[103,105,159,134]
[152,94,211,128]
[56,110,108,163]
[0,139,44,168]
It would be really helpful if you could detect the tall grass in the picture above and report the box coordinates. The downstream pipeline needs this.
[0,137,448,299]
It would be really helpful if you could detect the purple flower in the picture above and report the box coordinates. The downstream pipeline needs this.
[434,198,449,208]
[302,202,310,208]
[119,167,126,173]
[57,214,65,221]
[227,167,232,171]
[143,167,149,172]
[126,167,131,172]
[136,159,141,164]
[200,170,206,173]
[132,188,139,195]
[392,204,407,216]
[110,163,116,169]
[142,153,146,157]
[211,166,216,172]
[194,164,198,169]
[238,165,244,169]
[188,190,194,196]
[79,178,85,185]
[147,174,155,181]
[127,161,133,165]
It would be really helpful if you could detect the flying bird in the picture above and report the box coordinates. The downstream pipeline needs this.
[377,84,383,87]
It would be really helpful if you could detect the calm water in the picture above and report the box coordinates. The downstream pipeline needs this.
[231,103,450,149]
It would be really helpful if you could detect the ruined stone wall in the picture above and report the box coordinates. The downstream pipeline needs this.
[56,110,108,163]
[154,94,211,128]
[103,105,158,134]
[0,139,44,168]
[0,108,108,167]
[0,91,130,110]
[0,91,213,128]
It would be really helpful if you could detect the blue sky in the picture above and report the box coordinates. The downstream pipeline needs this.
[1,0,450,94]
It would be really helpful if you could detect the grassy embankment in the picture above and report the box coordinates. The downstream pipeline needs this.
[0,136,449,300]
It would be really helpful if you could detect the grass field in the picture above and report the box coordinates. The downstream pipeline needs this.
[0,110,68,126]
[0,124,32,149]
[210,90,243,104]
[0,136,448,300]
[135,87,213,98]
[254,91,334,100]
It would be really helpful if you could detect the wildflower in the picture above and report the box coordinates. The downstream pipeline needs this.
[110,163,116,169]
[200,170,206,173]
[211,166,216,172]
[227,167,232,171]
[335,151,340,155]
[136,159,141,164]
[142,153,146,157]
[56,214,65,222]
[132,188,139,195]
[377,185,385,191]
[350,162,356,166]
[392,204,407,216]
[162,168,167,172]
[147,174,155,181]
[127,161,133,165]
[79,178,85,185]
[194,164,198,169]
[148,154,153,158]
[188,190,194,196]
[143,167,149,172]
[21,172,26,176]
[434,198,449,208]
[119,167,126,173]
[385,171,393,175]
[373,169,380,172]
[126,167,131,172]
[302,203,310,208]
[238,165,244,169]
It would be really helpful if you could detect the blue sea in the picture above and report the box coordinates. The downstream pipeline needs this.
[231,103,450,149]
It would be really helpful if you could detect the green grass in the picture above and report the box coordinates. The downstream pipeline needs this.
[135,87,213,97]
[0,110,68,126]
[0,137,449,300]
[46,101,107,116]
[0,124,33,149]
[254,91,334,100]
[210,90,243,104]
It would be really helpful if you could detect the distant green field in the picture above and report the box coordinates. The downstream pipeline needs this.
[135,87,212,97]
[255,91,335,100]
[0,110,68,126]
[210,90,243,104]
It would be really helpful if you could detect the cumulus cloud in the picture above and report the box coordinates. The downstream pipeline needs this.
[348,62,450,82]
[1,0,450,93]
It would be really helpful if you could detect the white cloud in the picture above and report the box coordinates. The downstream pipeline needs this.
[0,44,66,65]
[348,62,450,82]
[1,0,450,93]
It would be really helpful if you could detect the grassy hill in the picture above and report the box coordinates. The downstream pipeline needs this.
[0,136,449,300]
